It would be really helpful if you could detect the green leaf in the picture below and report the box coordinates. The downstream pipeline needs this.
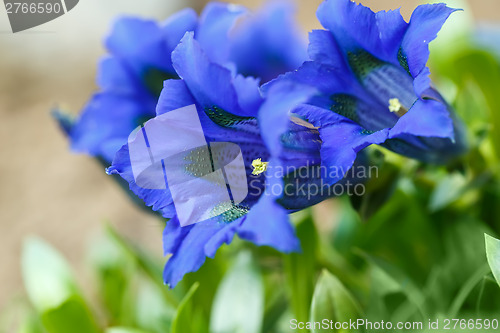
[485,234,500,287]
[105,224,180,307]
[171,282,204,333]
[448,50,500,158]
[181,246,226,319]
[448,263,490,317]
[134,280,175,333]
[429,172,468,212]
[362,254,425,321]
[13,313,44,333]
[89,232,134,325]
[262,287,288,333]
[22,236,100,333]
[284,214,317,323]
[22,237,77,311]
[210,252,264,333]
[333,197,362,253]
[310,270,362,333]
[356,188,440,284]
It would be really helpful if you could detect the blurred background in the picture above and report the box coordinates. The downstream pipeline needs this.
[0,0,499,313]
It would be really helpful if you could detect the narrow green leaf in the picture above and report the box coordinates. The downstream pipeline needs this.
[310,270,362,333]
[89,233,134,325]
[284,215,317,323]
[105,224,180,307]
[22,236,100,333]
[134,280,175,333]
[171,282,202,333]
[359,252,426,321]
[485,234,500,287]
[448,263,490,317]
[210,252,264,333]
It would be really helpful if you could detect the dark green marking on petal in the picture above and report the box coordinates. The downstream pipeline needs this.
[361,129,375,135]
[183,145,214,178]
[330,94,359,123]
[398,47,411,77]
[347,50,385,80]
[204,106,257,129]
[142,67,178,97]
[212,202,250,223]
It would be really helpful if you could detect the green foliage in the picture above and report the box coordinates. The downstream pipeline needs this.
[21,237,100,333]
[210,252,264,333]
[309,270,362,333]
[485,234,500,287]
[171,282,203,333]
[284,216,318,324]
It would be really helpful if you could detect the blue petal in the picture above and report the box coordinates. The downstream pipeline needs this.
[156,79,262,145]
[196,2,247,64]
[316,0,408,64]
[229,1,307,82]
[413,67,432,97]
[264,61,356,110]
[70,93,154,162]
[161,8,198,54]
[105,17,176,76]
[389,99,454,140]
[296,104,389,185]
[107,144,177,218]
[268,62,396,131]
[308,29,348,71]
[320,124,389,185]
[237,158,300,253]
[401,4,459,77]
[232,75,263,117]
[156,79,196,116]
[263,64,339,119]
[97,57,138,94]
[171,32,244,115]
[163,216,242,287]
[259,80,317,155]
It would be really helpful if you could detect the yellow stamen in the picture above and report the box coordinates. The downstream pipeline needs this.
[251,158,268,175]
[389,98,404,113]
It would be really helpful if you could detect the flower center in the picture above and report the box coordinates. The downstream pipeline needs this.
[388,98,408,117]
[251,158,268,175]
[388,98,402,112]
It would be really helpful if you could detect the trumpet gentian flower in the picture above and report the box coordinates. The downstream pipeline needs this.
[228,1,307,82]
[55,2,306,163]
[107,32,359,287]
[268,0,467,185]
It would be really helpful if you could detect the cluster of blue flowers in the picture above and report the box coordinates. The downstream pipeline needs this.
[56,0,467,287]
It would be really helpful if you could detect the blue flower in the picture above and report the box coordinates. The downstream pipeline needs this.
[54,2,306,163]
[107,31,360,287]
[267,0,467,185]
[228,1,307,82]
